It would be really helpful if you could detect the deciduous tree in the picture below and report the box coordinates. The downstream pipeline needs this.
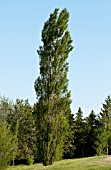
[34,8,73,165]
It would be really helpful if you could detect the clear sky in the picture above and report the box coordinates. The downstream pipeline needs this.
[0,0,111,116]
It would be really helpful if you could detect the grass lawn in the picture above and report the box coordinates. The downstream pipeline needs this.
[7,156,111,170]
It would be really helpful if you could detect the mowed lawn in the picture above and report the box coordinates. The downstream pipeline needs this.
[7,156,111,170]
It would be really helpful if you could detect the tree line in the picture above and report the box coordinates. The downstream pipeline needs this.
[0,95,111,168]
[0,8,111,169]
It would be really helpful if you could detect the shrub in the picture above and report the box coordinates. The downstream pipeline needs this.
[27,155,34,165]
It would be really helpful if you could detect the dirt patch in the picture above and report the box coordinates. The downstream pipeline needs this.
[104,156,111,161]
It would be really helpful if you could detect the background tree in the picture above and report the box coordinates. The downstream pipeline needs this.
[0,121,16,169]
[63,111,75,159]
[98,95,111,155]
[94,125,107,155]
[34,8,73,166]
[74,107,86,157]
[0,96,13,120]
[14,99,36,163]
[0,97,36,166]
[85,110,97,156]
[0,97,18,167]
[11,122,18,166]
[7,99,36,164]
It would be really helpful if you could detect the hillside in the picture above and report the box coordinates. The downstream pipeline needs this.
[7,156,111,170]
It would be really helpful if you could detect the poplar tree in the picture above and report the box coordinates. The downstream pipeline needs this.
[34,8,73,166]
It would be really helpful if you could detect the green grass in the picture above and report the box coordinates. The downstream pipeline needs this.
[7,156,111,170]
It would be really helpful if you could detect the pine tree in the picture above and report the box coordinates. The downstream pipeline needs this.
[99,95,111,155]
[85,110,97,156]
[74,107,86,157]
[100,96,111,130]
[34,8,73,166]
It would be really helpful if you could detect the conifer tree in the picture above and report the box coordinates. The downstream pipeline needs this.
[100,95,111,130]
[99,95,111,155]
[34,8,73,165]
[74,107,86,157]
[85,110,97,156]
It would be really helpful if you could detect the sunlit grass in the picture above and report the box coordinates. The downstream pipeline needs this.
[7,156,111,170]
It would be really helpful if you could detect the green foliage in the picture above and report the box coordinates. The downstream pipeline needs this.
[34,8,73,166]
[13,99,36,161]
[0,97,18,168]
[0,96,13,121]
[11,122,19,165]
[85,110,98,156]
[63,113,75,159]
[94,127,107,155]
[96,95,111,155]
[3,98,37,162]
[27,155,34,165]
[0,121,16,169]
[74,107,86,157]
[100,95,111,130]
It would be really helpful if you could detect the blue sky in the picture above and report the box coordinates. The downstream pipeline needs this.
[0,0,111,116]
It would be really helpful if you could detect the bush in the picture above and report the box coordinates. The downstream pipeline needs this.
[27,155,34,165]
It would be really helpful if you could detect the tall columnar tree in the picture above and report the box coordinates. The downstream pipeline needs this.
[34,8,73,166]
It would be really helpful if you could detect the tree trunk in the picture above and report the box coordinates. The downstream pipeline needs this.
[107,146,108,156]
[13,158,14,166]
